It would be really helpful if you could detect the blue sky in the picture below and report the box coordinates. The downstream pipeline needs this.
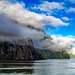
[11,0,75,37]
[2,0,75,37]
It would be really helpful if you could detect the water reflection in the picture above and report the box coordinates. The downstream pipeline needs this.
[0,69,34,74]
[0,59,75,75]
[0,61,34,74]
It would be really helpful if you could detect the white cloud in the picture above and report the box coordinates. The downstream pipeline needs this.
[67,35,75,38]
[32,1,64,13]
[62,17,69,21]
[66,7,75,13]
[34,1,64,11]
[41,35,75,54]
[44,16,69,27]
[0,1,69,28]
[0,12,47,47]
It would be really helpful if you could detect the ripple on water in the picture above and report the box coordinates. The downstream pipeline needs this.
[0,59,75,75]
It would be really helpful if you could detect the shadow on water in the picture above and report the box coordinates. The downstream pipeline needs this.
[0,59,75,75]
[0,60,34,74]
[0,69,34,74]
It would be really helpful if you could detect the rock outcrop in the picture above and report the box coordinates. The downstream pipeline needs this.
[0,38,44,61]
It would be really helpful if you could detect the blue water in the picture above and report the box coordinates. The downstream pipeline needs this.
[0,59,75,75]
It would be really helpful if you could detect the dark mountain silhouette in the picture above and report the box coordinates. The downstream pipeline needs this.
[0,38,44,61]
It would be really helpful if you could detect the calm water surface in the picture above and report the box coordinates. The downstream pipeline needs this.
[0,59,75,75]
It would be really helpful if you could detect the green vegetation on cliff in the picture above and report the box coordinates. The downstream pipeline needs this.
[70,55,75,58]
[36,48,70,59]
[41,35,52,41]
[0,39,70,61]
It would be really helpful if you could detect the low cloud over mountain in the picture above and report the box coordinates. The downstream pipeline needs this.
[0,1,75,54]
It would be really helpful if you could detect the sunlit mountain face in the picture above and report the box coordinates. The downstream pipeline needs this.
[0,0,75,54]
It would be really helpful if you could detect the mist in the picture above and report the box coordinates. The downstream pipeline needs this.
[0,1,75,54]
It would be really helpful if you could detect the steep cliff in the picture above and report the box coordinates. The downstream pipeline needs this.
[0,38,44,61]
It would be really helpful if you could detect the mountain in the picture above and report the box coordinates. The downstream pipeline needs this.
[26,25,52,40]
[0,38,44,61]
[0,37,70,61]
[36,48,70,59]
[70,54,75,58]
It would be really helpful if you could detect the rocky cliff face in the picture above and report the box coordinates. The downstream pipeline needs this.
[0,38,44,61]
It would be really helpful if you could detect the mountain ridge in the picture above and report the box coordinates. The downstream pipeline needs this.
[0,38,44,61]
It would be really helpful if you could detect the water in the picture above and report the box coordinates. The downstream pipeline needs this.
[0,59,75,75]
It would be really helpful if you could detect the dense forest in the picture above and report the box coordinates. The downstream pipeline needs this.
[36,48,70,59]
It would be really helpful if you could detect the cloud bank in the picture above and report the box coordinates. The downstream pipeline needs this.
[0,1,69,28]
[41,35,75,54]
[0,1,75,54]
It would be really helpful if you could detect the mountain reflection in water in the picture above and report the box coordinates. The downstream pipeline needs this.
[0,59,75,75]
